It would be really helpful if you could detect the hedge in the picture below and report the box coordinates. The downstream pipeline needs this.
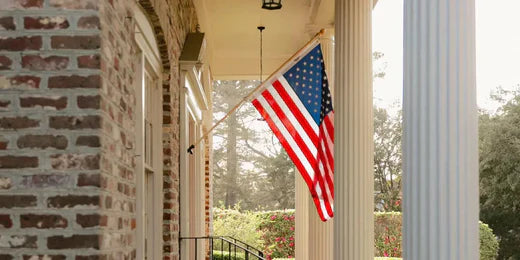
[214,209,499,259]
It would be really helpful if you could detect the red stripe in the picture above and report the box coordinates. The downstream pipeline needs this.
[321,127,334,174]
[261,90,317,167]
[253,98,327,221]
[252,99,325,221]
[272,80,319,146]
[318,141,334,199]
[324,114,334,141]
[316,149,334,217]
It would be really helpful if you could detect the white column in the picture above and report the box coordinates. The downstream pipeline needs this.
[295,173,309,260]
[334,1,374,260]
[307,28,334,260]
[403,0,479,259]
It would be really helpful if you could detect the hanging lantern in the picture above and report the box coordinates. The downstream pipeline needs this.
[262,0,282,10]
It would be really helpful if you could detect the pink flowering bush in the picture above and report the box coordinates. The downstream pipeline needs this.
[374,212,402,258]
[256,211,295,259]
[213,208,295,260]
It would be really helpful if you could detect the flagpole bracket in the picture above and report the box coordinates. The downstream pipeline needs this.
[187,144,195,154]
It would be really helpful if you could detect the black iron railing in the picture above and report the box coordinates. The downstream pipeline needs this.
[180,236,265,260]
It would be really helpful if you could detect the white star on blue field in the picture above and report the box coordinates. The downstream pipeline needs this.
[284,44,333,125]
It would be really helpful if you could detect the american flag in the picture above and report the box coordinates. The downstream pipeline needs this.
[252,41,334,221]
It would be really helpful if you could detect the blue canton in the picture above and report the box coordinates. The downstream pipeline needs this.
[283,44,333,124]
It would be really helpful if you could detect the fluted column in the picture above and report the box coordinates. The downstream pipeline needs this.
[295,173,309,260]
[403,0,479,259]
[307,28,334,260]
[334,1,374,260]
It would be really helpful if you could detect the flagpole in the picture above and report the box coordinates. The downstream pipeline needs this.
[187,29,325,154]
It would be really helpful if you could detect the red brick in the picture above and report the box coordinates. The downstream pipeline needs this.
[49,115,101,129]
[75,255,108,260]
[0,215,12,228]
[47,234,99,249]
[47,195,99,209]
[51,35,100,50]
[0,100,11,109]
[0,17,15,30]
[20,214,67,229]
[23,256,65,260]
[0,156,38,169]
[24,17,69,29]
[77,95,100,109]
[0,195,37,208]
[17,135,68,149]
[48,75,100,89]
[49,0,98,10]
[3,0,43,9]
[20,96,67,110]
[77,173,100,187]
[0,56,12,70]
[77,55,100,69]
[0,235,37,248]
[22,55,69,71]
[50,154,100,170]
[8,76,41,89]
[0,116,39,129]
[76,136,100,147]
[77,16,100,29]
[0,36,42,51]
[77,214,107,227]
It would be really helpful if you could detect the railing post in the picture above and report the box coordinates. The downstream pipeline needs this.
[228,241,231,260]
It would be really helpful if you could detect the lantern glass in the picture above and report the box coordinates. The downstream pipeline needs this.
[262,0,282,10]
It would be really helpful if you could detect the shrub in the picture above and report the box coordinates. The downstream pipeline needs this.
[212,250,246,260]
[375,212,402,257]
[213,207,264,250]
[256,211,295,259]
[213,208,295,259]
[374,212,499,259]
[480,222,500,260]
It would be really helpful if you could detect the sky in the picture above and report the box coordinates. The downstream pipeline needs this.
[372,0,520,112]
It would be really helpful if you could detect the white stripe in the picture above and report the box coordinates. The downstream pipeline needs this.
[278,76,319,134]
[317,159,334,211]
[266,85,318,157]
[257,95,315,180]
[321,139,334,181]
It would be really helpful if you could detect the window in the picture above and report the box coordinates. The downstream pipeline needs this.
[134,5,163,260]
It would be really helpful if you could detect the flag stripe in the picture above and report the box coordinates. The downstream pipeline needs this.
[251,98,328,221]
[274,78,319,139]
[266,85,318,157]
[261,90,317,167]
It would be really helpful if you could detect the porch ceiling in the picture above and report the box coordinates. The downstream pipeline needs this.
[193,0,335,80]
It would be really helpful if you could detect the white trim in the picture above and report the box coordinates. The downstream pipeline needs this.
[134,4,163,260]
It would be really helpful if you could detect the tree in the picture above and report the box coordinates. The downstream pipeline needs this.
[212,80,294,210]
[373,106,402,212]
[479,87,520,259]
[212,80,259,208]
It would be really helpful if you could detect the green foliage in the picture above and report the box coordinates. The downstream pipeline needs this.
[374,212,402,257]
[212,80,294,211]
[374,212,499,259]
[479,87,520,259]
[480,222,500,260]
[212,251,246,260]
[213,208,295,259]
[256,211,295,259]
[213,207,263,250]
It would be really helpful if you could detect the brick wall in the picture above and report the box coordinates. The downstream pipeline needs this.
[0,0,198,259]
